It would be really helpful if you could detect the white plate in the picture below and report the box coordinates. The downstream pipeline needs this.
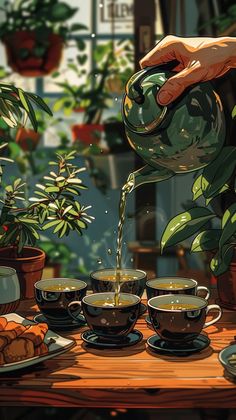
[0,313,75,373]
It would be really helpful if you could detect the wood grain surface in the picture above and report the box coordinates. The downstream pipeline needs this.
[0,298,236,408]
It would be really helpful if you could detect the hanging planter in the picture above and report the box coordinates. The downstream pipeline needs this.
[3,31,63,77]
[0,1,87,77]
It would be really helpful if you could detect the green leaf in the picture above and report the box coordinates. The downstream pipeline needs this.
[18,218,39,224]
[77,54,87,65]
[161,207,216,252]
[65,187,79,195]
[42,219,61,230]
[205,184,229,206]
[18,89,29,112]
[26,93,52,116]
[53,220,65,234]
[232,105,236,119]
[210,244,234,276]
[191,229,221,252]
[59,221,68,237]
[192,175,203,201]
[201,147,236,198]
[77,220,87,229]
[219,203,236,249]
[45,186,60,193]
[49,3,77,22]
[71,23,88,32]
[18,89,38,131]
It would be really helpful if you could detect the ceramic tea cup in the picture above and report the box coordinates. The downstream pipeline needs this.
[90,268,147,297]
[82,292,141,341]
[148,294,222,345]
[0,266,20,315]
[146,277,210,300]
[35,278,87,325]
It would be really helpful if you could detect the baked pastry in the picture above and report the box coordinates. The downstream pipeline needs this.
[19,323,48,346]
[0,352,5,365]
[34,342,49,357]
[0,317,7,332]
[4,338,35,363]
[0,322,28,350]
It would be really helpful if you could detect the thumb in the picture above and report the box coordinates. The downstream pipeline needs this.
[157,65,204,105]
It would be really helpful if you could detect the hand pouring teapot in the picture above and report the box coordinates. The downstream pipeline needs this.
[122,64,226,191]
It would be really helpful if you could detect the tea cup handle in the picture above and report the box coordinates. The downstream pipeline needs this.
[204,304,222,328]
[67,301,81,321]
[196,286,210,300]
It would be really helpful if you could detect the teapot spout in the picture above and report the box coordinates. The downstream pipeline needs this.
[127,164,174,192]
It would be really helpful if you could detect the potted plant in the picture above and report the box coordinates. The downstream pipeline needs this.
[53,40,134,144]
[160,144,236,309]
[53,40,134,192]
[0,0,87,77]
[0,148,94,299]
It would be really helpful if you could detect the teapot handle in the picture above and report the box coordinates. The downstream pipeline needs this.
[126,60,179,104]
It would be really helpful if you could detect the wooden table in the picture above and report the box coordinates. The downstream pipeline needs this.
[1,298,236,409]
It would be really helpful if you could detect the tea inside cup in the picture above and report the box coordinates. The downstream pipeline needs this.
[82,292,140,341]
[148,294,221,345]
[90,268,146,297]
[146,277,210,300]
[35,278,87,325]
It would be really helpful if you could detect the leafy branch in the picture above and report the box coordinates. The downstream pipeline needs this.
[161,145,236,276]
[0,150,94,254]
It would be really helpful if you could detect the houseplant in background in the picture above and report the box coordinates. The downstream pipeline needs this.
[0,149,94,299]
[160,144,236,309]
[53,40,134,193]
[0,0,87,77]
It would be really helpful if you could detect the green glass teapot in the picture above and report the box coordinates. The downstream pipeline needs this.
[122,65,226,190]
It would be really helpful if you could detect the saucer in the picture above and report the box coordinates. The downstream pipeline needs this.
[147,333,210,356]
[81,329,143,348]
[219,344,236,377]
[34,313,87,331]
[139,303,147,316]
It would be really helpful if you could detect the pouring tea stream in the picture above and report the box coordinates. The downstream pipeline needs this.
[114,64,226,304]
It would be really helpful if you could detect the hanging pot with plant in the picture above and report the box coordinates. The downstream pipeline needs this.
[0,0,87,77]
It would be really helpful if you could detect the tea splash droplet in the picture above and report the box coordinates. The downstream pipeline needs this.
[107,248,112,255]
[97,258,102,265]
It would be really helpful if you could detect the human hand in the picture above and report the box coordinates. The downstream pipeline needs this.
[140,35,236,105]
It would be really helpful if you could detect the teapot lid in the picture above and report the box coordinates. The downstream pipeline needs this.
[122,68,168,135]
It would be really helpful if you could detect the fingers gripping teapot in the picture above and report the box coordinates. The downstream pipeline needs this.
[122,65,225,191]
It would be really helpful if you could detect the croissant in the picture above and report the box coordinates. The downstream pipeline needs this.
[0,317,7,332]
[19,323,48,347]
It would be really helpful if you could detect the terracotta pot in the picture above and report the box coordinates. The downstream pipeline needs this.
[217,254,236,310]
[0,247,46,299]
[3,31,63,77]
[16,128,41,151]
[71,124,104,145]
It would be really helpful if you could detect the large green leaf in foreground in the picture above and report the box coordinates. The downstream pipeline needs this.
[161,207,215,253]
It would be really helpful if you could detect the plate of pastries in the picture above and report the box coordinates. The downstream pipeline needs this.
[0,313,75,372]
